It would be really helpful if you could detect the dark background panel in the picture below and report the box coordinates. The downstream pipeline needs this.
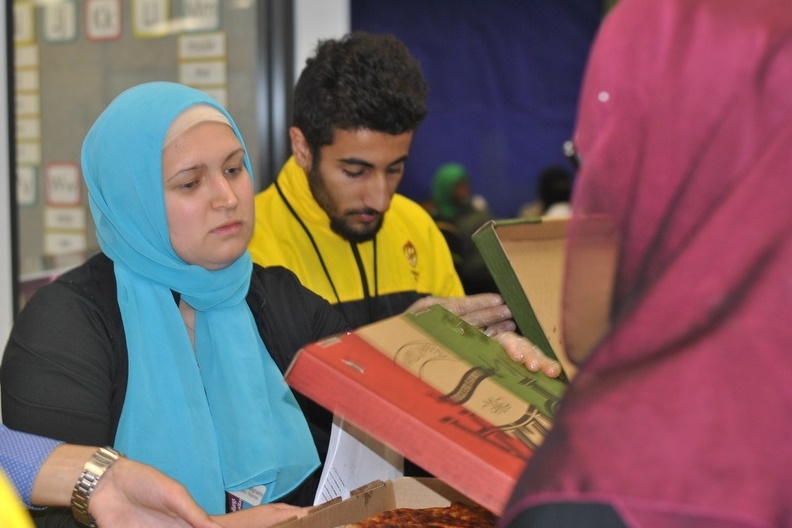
[351,0,601,218]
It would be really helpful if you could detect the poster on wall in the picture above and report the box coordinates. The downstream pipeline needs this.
[12,1,261,305]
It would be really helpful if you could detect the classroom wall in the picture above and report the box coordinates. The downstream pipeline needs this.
[7,2,347,299]
[294,0,349,82]
[12,2,261,292]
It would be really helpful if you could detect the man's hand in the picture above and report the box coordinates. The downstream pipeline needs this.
[405,293,562,379]
[406,293,516,336]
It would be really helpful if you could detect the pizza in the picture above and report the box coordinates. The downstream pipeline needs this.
[338,501,496,527]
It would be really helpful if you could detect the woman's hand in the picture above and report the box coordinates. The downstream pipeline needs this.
[89,456,223,528]
[405,294,562,378]
[492,331,562,378]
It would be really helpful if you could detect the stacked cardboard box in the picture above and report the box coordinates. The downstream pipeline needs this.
[283,217,574,524]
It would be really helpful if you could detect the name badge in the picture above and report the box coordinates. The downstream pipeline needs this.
[229,485,267,507]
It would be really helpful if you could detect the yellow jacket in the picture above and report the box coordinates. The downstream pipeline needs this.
[250,157,464,328]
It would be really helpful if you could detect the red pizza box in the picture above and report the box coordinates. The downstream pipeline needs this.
[284,304,567,515]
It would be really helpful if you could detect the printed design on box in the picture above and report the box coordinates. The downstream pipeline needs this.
[438,408,536,460]
[393,339,553,452]
[405,307,566,410]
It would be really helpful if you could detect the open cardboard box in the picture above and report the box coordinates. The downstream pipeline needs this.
[472,216,576,378]
[273,477,475,527]
[473,216,618,372]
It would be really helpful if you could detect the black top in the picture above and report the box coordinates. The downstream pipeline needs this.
[1,253,348,525]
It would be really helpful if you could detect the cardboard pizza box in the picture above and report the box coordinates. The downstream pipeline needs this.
[471,216,575,378]
[272,477,479,528]
[473,215,618,372]
[285,304,568,515]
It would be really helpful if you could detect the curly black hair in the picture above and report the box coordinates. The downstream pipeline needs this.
[292,31,429,160]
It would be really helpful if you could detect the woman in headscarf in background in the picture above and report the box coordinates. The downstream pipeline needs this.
[429,162,495,294]
[500,0,792,526]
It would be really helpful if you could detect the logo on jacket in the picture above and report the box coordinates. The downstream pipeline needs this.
[403,241,417,268]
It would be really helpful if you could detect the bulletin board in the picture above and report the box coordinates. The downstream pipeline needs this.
[12,0,263,302]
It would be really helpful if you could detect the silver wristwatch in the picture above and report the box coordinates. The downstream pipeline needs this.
[71,446,125,528]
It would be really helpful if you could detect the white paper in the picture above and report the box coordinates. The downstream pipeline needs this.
[314,415,404,505]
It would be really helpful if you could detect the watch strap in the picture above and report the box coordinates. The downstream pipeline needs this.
[71,446,125,527]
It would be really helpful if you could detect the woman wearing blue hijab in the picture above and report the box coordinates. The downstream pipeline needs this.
[1,81,560,527]
[1,82,350,526]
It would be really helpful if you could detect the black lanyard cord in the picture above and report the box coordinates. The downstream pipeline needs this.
[274,180,378,318]
[274,180,343,305]
[349,238,378,323]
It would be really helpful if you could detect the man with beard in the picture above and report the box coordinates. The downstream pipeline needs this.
[250,32,518,335]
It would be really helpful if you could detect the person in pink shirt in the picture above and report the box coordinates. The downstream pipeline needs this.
[500,0,792,526]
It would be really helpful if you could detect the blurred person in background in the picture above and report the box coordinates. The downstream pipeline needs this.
[518,165,572,219]
[429,162,495,294]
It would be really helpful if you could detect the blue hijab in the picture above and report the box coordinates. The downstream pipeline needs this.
[80,82,319,513]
